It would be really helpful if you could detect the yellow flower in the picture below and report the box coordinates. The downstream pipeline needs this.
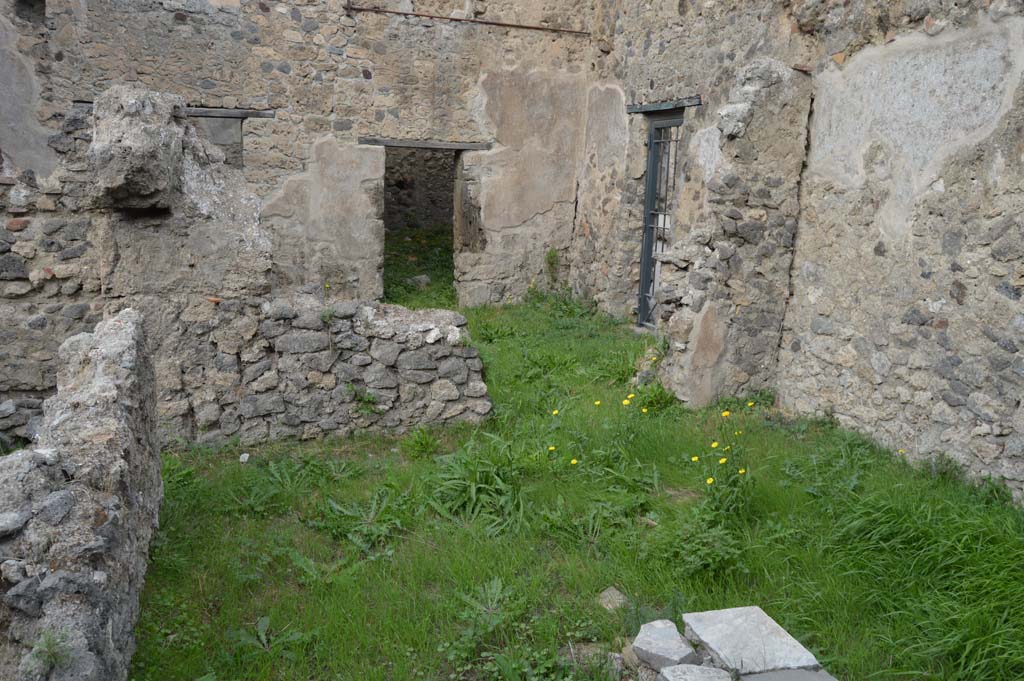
[724,446,731,451]
[721,410,731,417]
[552,409,559,416]
[706,477,714,485]
[739,468,747,475]
[622,399,631,406]
[571,459,578,465]
[898,449,905,454]
[641,407,649,414]
[719,457,728,464]
[651,356,658,362]
[594,400,601,407]
[711,441,719,449]
[734,431,741,436]
[324,282,331,289]
[548,446,556,452]
[747,401,755,407]
[691,456,700,462]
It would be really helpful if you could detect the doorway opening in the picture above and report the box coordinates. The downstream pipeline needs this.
[382,146,459,309]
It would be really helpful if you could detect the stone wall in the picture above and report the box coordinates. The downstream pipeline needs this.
[1,0,602,403]
[384,147,457,232]
[0,0,598,305]
[1,86,490,448]
[776,16,1024,494]
[571,1,815,405]
[0,309,161,681]
[3,0,1024,492]
[153,296,492,445]
[570,1,1024,492]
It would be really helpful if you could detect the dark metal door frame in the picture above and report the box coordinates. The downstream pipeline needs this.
[638,113,685,328]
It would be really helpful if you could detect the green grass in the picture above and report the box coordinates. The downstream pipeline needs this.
[131,293,1024,681]
[383,222,457,310]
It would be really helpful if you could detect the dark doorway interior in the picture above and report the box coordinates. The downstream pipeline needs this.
[382,147,458,308]
[15,0,45,25]
[192,117,244,168]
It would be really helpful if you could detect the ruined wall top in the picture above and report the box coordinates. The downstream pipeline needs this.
[0,309,161,681]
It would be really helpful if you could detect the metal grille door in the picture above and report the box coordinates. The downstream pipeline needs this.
[638,116,684,328]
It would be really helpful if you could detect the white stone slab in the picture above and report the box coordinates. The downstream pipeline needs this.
[658,664,733,681]
[742,672,838,681]
[633,620,699,670]
[682,606,819,674]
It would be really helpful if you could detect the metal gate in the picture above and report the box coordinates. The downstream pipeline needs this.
[637,114,685,328]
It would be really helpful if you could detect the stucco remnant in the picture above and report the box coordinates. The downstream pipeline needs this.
[263,137,385,300]
[779,20,1024,493]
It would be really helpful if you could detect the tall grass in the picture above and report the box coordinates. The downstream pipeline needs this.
[131,292,1024,681]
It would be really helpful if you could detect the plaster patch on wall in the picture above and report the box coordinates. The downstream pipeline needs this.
[691,126,724,184]
[455,66,589,305]
[262,138,385,299]
[0,16,58,178]
[477,67,586,229]
[581,83,629,171]
[808,18,1024,238]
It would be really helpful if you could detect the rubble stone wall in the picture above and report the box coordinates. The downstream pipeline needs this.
[1,86,490,448]
[1,1,599,417]
[572,1,1024,492]
[777,18,1024,494]
[1,0,596,303]
[0,309,161,681]
[2,0,1023,493]
[571,1,815,405]
[153,296,492,446]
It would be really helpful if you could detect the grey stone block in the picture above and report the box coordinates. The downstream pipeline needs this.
[0,510,30,538]
[658,665,732,681]
[682,607,819,675]
[633,620,699,670]
[274,330,330,354]
[741,671,838,681]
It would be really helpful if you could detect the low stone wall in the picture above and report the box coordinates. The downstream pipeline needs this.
[0,309,161,681]
[153,296,492,445]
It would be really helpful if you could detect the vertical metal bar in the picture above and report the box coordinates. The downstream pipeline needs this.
[638,116,686,328]
[638,123,660,327]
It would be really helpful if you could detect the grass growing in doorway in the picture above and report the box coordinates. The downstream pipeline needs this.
[130,293,1024,681]
[383,222,458,310]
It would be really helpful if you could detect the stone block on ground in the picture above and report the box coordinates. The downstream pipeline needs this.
[406,274,432,289]
[658,664,733,681]
[682,606,819,674]
[633,620,699,670]
[599,586,629,611]
[741,671,838,680]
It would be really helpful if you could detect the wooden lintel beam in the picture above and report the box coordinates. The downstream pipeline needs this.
[626,96,703,114]
[358,137,493,151]
[185,107,276,119]
[72,101,276,120]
